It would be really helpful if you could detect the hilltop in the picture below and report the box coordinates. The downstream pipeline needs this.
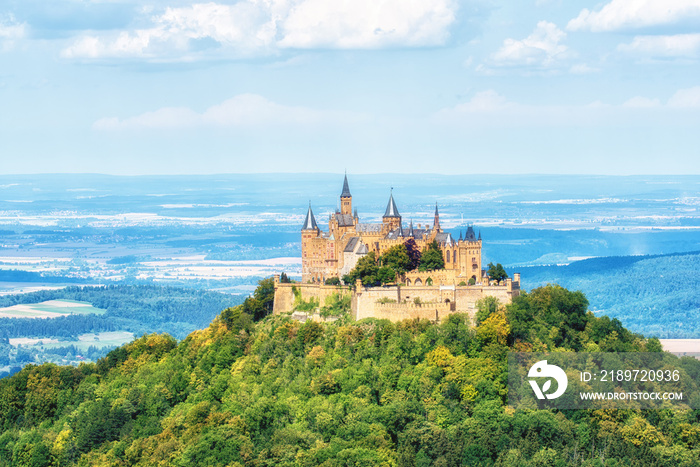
[1,282,700,466]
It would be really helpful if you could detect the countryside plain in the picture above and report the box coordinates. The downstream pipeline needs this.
[1,173,699,375]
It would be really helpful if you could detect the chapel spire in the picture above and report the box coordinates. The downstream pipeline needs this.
[433,202,441,231]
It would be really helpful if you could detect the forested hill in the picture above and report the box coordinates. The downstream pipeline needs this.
[519,250,700,338]
[3,283,700,466]
[0,285,243,340]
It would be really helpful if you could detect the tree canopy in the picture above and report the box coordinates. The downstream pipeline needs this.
[487,262,508,284]
[418,240,445,271]
[0,282,694,467]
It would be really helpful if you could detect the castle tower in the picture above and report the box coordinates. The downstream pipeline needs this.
[382,189,402,231]
[302,203,319,232]
[340,173,352,216]
[433,202,441,232]
[301,204,320,282]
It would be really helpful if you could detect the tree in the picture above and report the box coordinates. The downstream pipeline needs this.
[242,277,275,321]
[280,272,292,283]
[380,244,411,276]
[377,266,396,285]
[345,252,380,287]
[418,241,444,271]
[324,277,341,286]
[403,238,422,271]
[475,296,500,325]
[486,263,508,284]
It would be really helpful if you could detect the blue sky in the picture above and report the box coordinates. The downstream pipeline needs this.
[1,0,699,175]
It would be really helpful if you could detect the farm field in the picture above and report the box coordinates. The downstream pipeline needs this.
[0,299,105,319]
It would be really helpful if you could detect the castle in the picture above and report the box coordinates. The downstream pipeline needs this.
[301,174,483,285]
[273,175,520,322]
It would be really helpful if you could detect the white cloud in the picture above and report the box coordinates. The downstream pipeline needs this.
[0,15,26,51]
[622,96,661,108]
[618,33,700,58]
[568,0,700,32]
[668,86,700,108]
[93,93,366,130]
[448,90,513,112]
[569,63,599,74]
[278,0,456,49]
[435,87,700,126]
[487,21,571,69]
[63,0,458,60]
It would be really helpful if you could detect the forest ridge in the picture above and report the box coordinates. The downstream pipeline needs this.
[2,281,700,466]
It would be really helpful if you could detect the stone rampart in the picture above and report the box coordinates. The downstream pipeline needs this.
[273,273,520,324]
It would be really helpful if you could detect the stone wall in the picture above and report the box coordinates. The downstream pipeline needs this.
[274,274,520,324]
[273,277,351,314]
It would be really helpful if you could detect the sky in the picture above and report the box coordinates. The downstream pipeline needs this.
[0,0,699,175]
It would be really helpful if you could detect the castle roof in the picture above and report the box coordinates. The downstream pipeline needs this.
[465,225,476,241]
[356,243,369,255]
[335,213,354,227]
[302,204,319,231]
[435,232,451,245]
[341,174,351,198]
[344,237,359,252]
[383,191,400,218]
[356,223,383,233]
[385,227,406,240]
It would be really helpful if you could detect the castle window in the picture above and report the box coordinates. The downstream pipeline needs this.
[446,251,451,262]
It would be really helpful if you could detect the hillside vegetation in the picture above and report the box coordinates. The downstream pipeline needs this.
[2,283,700,466]
[520,251,700,338]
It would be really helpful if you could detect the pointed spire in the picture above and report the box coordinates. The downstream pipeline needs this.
[353,207,358,219]
[433,201,440,230]
[409,219,414,237]
[478,230,481,240]
[340,172,351,198]
[302,203,319,231]
[459,230,463,241]
[398,223,405,237]
[383,189,400,218]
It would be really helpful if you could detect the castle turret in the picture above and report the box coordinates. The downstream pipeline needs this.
[382,189,401,231]
[340,173,352,216]
[302,203,319,231]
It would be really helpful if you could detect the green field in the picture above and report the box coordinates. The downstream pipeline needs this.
[0,299,106,318]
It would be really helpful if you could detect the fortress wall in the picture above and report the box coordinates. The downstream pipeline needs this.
[275,276,520,323]
[367,301,452,322]
[273,280,351,314]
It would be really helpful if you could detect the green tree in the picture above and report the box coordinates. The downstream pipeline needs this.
[380,244,411,276]
[475,296,500,325]
[377,266,396,285]
[345,252,380,287]
[418,241,444,271]
[324,277,341,286]
[242,277,275,321]
[486,263,508,284]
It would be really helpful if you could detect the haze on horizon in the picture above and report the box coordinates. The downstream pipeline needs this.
[1,0,699,176]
